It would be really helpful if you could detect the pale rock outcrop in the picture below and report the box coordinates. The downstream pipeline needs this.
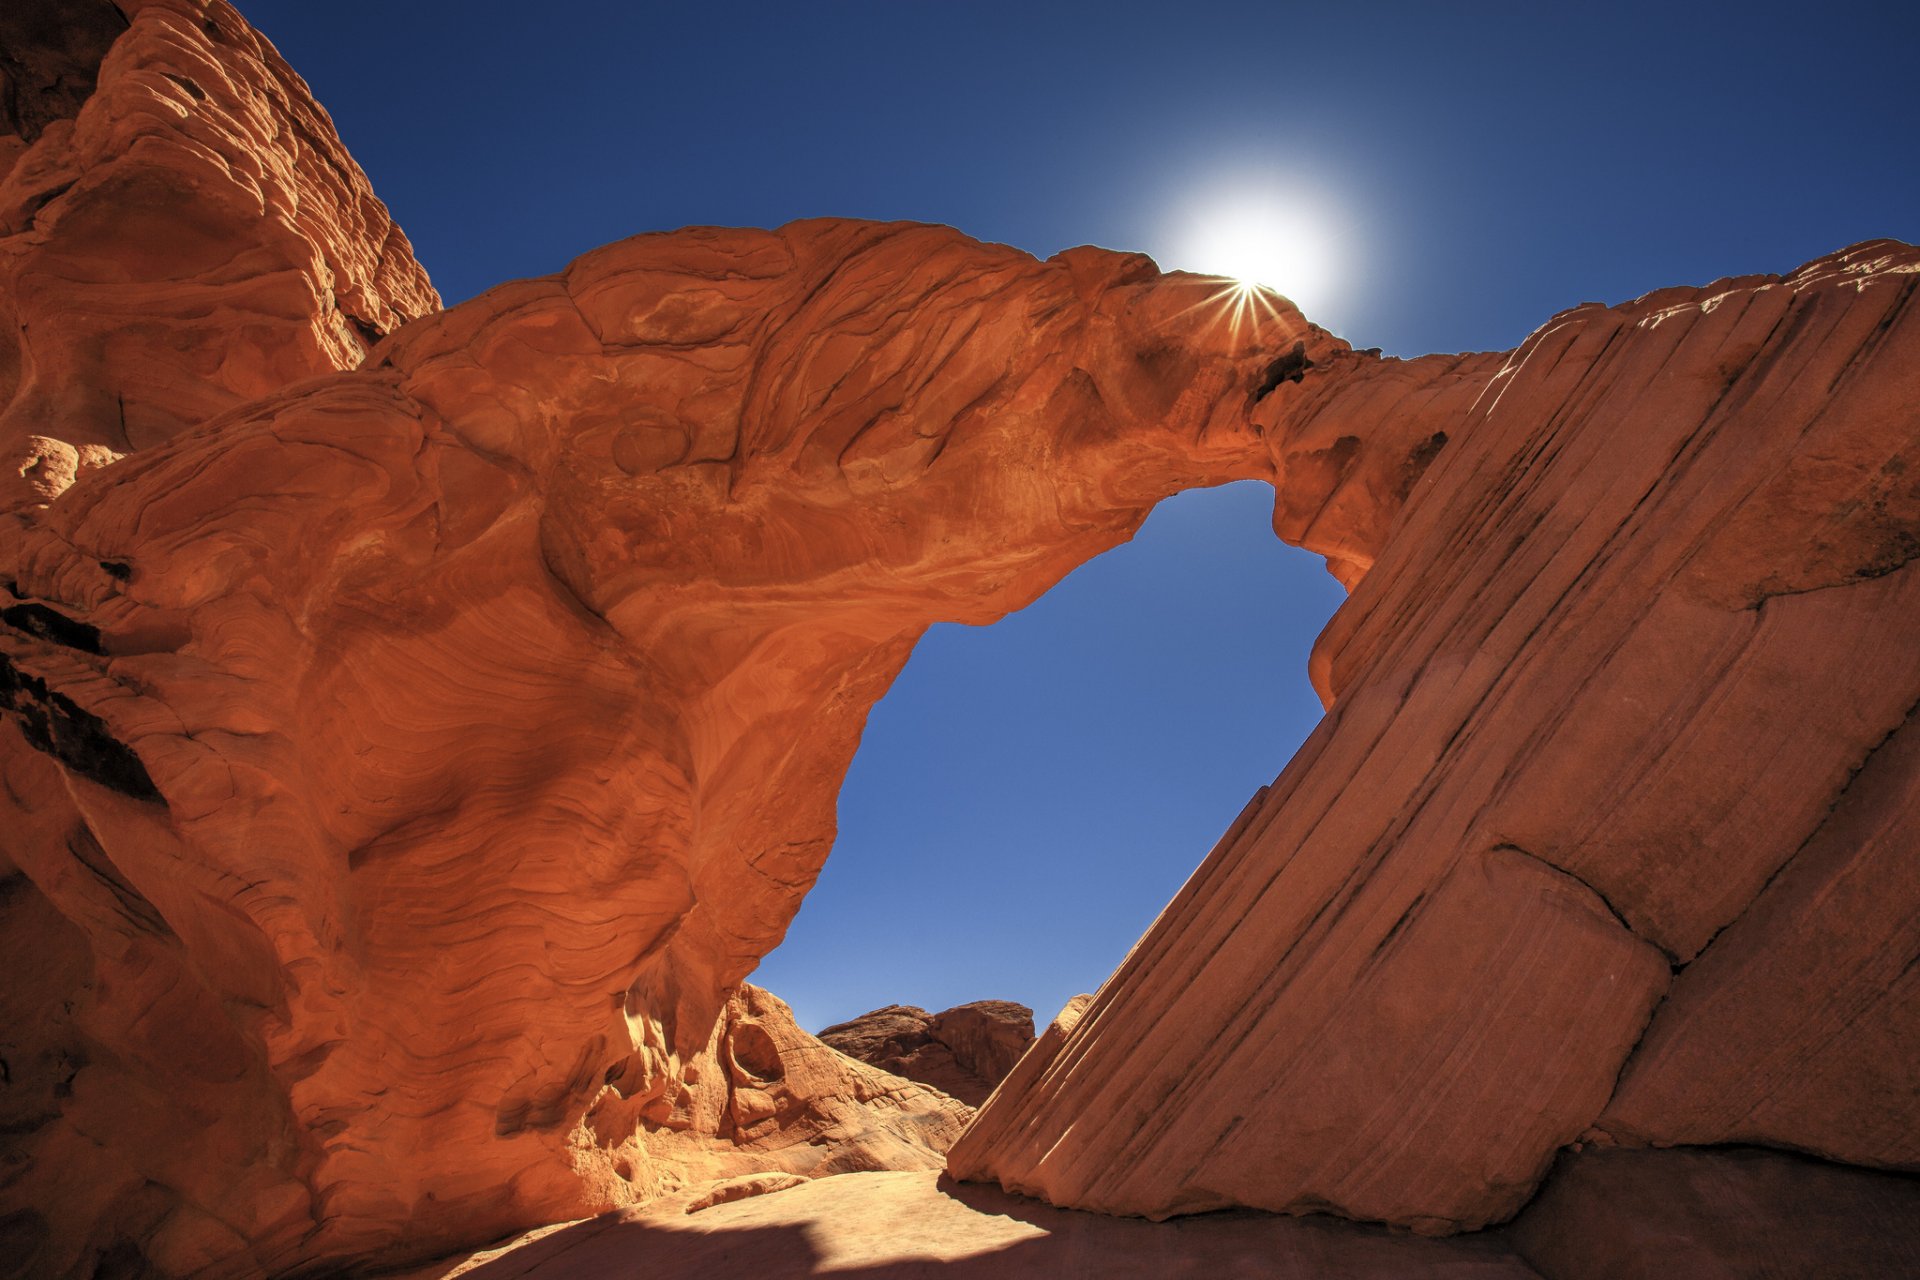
[819,1000,1035,1105]
[602,985,971,1200]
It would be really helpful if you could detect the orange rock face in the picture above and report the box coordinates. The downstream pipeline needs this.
[3,4,1917,1278]
[951,241,1920,1227]
[0,208,1347,1274]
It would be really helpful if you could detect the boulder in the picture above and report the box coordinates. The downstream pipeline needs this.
[818,999,1036,1105]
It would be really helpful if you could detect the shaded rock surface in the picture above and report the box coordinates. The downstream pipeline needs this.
[1506,1146,1920,1280]
[0,0,438,506]
[819,1000,1036,1105]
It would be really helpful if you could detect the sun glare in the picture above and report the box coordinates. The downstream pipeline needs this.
[1169,190,1341,319]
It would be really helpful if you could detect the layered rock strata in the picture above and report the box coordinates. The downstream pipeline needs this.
[950,240,1920,1229]
[818,1000,1035,1105]
[0,0,438,507]
[0,208,1347,1274]
[1,2,1916,1275]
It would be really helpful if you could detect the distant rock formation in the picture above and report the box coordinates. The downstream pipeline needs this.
[2,2,1916,1278]
[623,985,971,1194]
[819,1000,1035,1105]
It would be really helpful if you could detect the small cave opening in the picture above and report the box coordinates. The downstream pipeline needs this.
[750,479,1346,1039]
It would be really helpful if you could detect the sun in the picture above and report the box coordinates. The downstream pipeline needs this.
[1170,191,1340,318]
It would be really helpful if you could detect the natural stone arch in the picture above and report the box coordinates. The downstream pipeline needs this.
[0,216,1465,1273]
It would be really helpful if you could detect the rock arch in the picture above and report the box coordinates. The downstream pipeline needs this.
[4,5,1918,1276]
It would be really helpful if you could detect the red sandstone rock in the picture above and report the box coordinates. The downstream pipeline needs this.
[2,4,1917,1275]
[1505,1146,1920,1280]
[0,210,1329,1274]
[818,1000,1035,1105]
[0,0,437,508]
[0,27,1365,1257]
[951,240,1920,1228]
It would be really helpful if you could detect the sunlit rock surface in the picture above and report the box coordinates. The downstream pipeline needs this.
[951,240,1920,1229]
[2,3,1917,1277]
[819,1000,1035,1105]
[1,11,1381,1274]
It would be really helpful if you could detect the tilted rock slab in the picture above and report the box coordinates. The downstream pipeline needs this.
[949,241,1920,1227]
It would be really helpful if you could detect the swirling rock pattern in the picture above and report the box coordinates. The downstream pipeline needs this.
[0,204,1355,1275]
[819,1000,1036,1105]
[0,0,438,506]
[1,12,1396,1269]
[3,3,1918,1278]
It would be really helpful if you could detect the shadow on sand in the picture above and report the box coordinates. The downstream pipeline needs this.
[444,1172,1532,1279]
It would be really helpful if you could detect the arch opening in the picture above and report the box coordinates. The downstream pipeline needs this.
[750,479,1345,1036]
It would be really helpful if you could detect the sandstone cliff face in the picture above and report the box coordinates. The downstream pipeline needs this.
[818,1000,1035,1105]
[950,240,1920,1228]
[2,4,1917,1277]
[0,0,438,507]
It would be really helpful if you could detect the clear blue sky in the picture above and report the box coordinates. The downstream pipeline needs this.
[244,1,1918,1029]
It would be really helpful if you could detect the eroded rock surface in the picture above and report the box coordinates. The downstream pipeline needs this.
[819,1000,1035,1105]
[0,0,438,506]
[951,240,1920,1229]
[1,2,1916,1276]
[0,207,1338,1273]
[0,12,1388,1267]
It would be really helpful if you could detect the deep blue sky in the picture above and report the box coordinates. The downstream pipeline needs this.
[244,1,1918,1029]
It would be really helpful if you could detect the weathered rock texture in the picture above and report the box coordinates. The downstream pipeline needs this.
[819,1000,1035,1105]
[1505,1146,1920,1280]
[0,0,437,507]
[951,240,1920,1229]
[604,985,971,1194]
[0,209,1333,1274]
[2,2,1917,1276]
[2,10,1383,1272]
